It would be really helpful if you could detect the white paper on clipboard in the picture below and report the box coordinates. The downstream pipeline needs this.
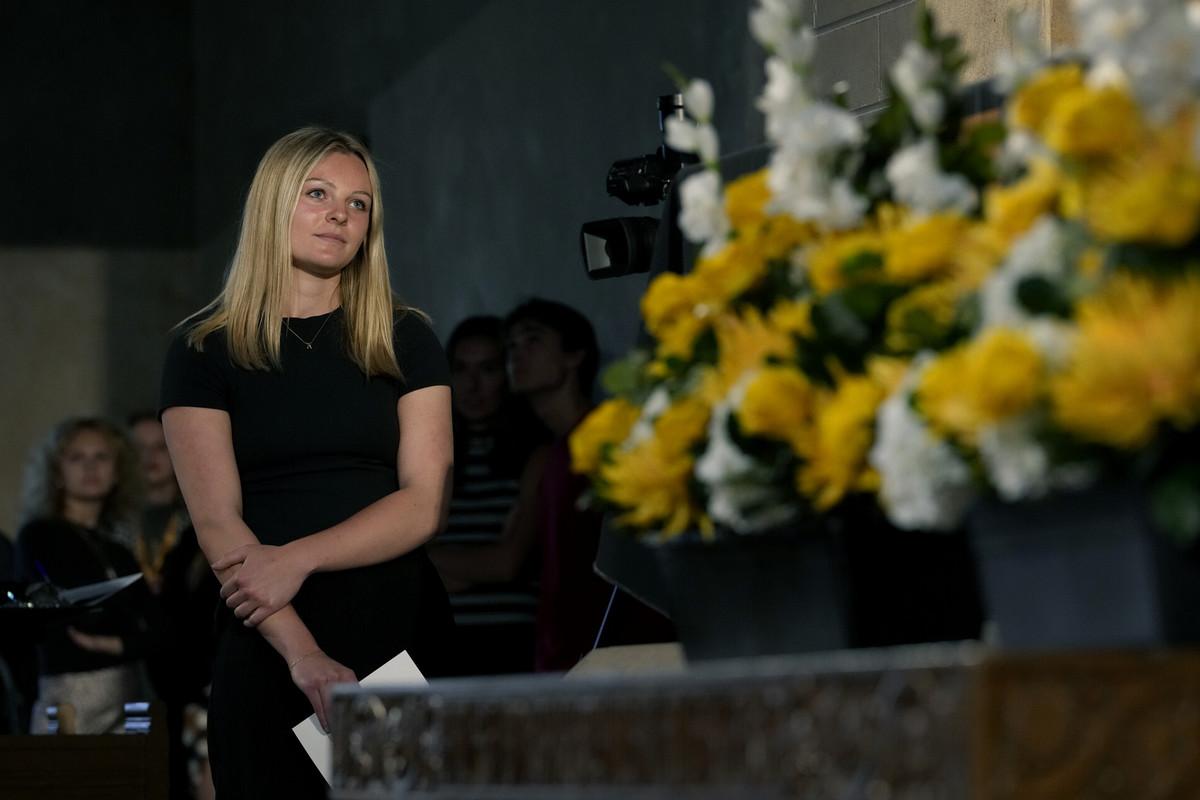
[59,573,143,605]
[292,649,426,784]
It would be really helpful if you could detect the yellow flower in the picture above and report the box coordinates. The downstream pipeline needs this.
[950,223,1009,290]
[919,329,1044,440]
[1009,63,1085,133]
[1081,114,1200,246]
[569,398,642,475]
[655,396,711,454]
[1042,85,1143,158]
[767,298,814,339]
[805,229,885,295]
[641,272,711,360]
[736,366,816,455]
[724,168,771,231]
[699,308,797,404]
[601,397,711,537]
[642,272,698,334]
[797,373,887,510]
[866,356,909,396]
[1077,246,1104,278]
[756,216,817,262]
[883,212,968,283]
[693,237,770,305]
[984,159,1063,243]
[1051,274,1200,449]
[884,280,962,354]
[655,315,710,361]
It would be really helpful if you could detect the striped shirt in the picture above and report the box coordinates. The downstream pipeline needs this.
[441,431,538,629]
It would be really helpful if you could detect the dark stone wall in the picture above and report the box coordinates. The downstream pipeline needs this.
[190,1,494,259]
[0,2,194,247]
[368,0,762,354]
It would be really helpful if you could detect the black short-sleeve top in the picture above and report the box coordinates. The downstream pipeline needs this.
[159,308,450,652]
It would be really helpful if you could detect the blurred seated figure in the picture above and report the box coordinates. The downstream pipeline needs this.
[0,530,23,733]
[15,417,152,734]
[128,411,217,799]
[428,316,550,675]
[0,530,12,582]
[504,299,674,673]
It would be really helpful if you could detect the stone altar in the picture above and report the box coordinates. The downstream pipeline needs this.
[330,645,1200,799]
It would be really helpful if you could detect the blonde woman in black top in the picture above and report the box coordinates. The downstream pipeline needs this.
[161,127,454,798]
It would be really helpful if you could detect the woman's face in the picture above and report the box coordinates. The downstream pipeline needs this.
[58,429,118,505]
[289,151,373,277]
[451,336,508,422]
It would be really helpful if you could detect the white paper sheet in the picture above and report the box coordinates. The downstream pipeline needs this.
[59,573,143,605]
[291,649,427,784]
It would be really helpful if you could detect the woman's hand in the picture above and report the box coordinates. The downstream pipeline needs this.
[67,627,124,656]
[287,650,357,734]
[214,543,310,627]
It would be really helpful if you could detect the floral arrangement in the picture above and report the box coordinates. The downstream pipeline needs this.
[570,0,1200,544]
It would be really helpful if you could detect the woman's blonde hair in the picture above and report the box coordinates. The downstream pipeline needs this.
[20,418,142,543]
[186,126,416,377]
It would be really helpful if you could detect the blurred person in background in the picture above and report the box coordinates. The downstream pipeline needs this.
[504,298,673,673]
[16,417,151,733]
[428,315,550,675]
[129,411,217,799]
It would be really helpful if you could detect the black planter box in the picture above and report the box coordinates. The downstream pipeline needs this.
[654,531,853,660]
[969,486,1200,649]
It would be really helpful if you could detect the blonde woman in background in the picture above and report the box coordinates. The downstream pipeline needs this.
[161,127,454,798]
[16,417,150,733]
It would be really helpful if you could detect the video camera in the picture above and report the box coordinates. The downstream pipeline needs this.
[580,94,698,280]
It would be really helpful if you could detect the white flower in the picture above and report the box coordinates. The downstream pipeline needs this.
[758,57,812,142]
[994,10,1046,93]
[908,92,946,133]
[995,129,1048,177]
[979,216,1068,330]
[870,361,975,531]
[750,1,815,65]
[824,178,870,230]
[664,118,720,164]
[677,169,730,250]
[695,396,795,533]
[890,41,945,131]
[1072,0,1200,121]
[978,416,1052,502]
[682,79,715,122]
[766,149,827,216]
[979,414,1101,500]
[1085,56,1131,90]
[1024,318,1074,368]
[763,148,867,230]
[885,138,978,215]
[788,246,809,285]
[627,387,671,447]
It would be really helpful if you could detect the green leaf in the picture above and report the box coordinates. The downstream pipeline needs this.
[691,326,719,366]
[1105,243,1200,278]
[895,306,944,351]
[840,282,904,321]
[1015,276,1073,318]
[813,294,871,349]
[601,351,650,397]
[1150,466,1200,546]
[841,250,885,280]
[662,62,689,93]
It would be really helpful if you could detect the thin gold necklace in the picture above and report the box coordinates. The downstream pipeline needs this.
[285,311,333,350]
